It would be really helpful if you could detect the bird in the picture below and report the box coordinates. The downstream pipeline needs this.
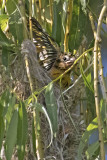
[29,17,76,87]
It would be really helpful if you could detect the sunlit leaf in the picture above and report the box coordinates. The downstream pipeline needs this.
[0,14,9,31]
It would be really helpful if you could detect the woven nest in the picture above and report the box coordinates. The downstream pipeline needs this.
[0,40,86,160]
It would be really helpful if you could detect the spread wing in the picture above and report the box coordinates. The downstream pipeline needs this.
[31,18,60,70]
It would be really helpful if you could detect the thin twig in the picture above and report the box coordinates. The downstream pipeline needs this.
[62,62,93,94]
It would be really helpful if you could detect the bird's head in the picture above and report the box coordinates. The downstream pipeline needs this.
[54,52,76,70]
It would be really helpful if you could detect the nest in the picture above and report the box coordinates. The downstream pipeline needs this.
[0,40,86,160]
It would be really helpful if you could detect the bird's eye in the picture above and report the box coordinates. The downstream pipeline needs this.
[63,56,69,61]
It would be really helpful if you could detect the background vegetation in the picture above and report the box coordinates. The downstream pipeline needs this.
[0,0,107,159]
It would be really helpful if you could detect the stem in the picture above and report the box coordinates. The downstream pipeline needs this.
[64,0,73,52]
[94,5,107,160]
[88,11,96,38]
[35,0,39,21]
[29,0,33,41]
[38,0,42,23]
[104,0,107,6]
[49,0,53,29]
[89,11,107,127]
[98,51,107,126]
[42,1,46,26]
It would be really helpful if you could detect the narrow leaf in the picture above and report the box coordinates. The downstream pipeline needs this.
[80,63,94,93]
[77,117,98,160]
[45,83,58,135]
[86,141,99,159]
[17,102,28,160]
[0,103,5,151]
[2,46,9,67]
[5,94,16,124]
[9,9,24,44]
[5,110,18,160]
[34,103,53,147]
[0,28,10,46]
[52,1,62,45]
[32,119,36,157]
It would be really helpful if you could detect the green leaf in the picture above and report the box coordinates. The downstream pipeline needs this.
[80,64,94,93]
[5,110,18,160]
[86,141,99,160]
[45,83,58,135]
[32,119,36,157]
[6,0,18,15]
[1,90,16,126]
[0,103,5,151]
[69,0,80,50]
[52,1,62,45]
[34,103,53,147]
[87,117,98,131]
[9,9,24,44]
[69,3,93,50]
[0,28,10,46]
[2,46,9,67]
[77,117,98,160]
[17,101,28,160]
[0,14,9,31]
[5,93,16,124]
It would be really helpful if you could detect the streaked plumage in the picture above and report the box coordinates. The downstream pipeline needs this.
[30,17,76,87]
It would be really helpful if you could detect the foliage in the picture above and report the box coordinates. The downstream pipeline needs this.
[0,0,107,159]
